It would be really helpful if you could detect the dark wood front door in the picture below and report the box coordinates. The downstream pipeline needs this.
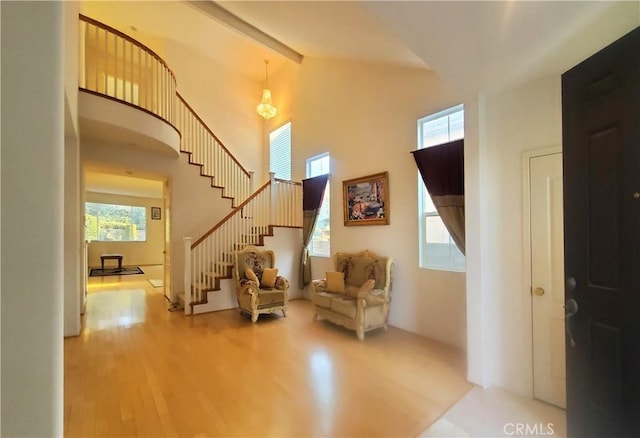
[562,27,639,437]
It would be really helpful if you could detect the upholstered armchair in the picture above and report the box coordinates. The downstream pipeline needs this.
[234,245,290,322]
[311,249,393,340]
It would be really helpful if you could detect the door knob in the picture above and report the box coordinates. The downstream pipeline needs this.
[534,287,545,296]
[565,298,578,348]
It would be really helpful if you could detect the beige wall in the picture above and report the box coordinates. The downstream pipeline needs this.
[164,42,267,184]
[64,1,82,337]
[465,75,563,394]
[1,2,65,435]
[486,76,562,394]
[86,192,165,268]
[289,57,467,348]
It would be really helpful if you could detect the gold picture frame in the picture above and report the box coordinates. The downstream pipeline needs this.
[343,171,389,226]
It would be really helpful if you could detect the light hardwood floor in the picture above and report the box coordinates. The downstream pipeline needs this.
[65,266,472,437]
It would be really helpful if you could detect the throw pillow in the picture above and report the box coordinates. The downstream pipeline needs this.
[346,278,375,299]
[359,278,376,294]
[325,271,345,293]
[245,268,259,283]
[261,268,278,288]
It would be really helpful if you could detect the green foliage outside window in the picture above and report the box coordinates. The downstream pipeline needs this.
[85,202,147,242]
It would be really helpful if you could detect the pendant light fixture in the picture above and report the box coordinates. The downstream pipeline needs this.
[256,59,277,120]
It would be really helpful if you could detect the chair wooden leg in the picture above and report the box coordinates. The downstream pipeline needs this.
[282,308,287,317]
[356,327,365,340]
[251,312,258,323]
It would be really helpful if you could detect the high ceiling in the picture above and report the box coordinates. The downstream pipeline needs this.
[79,1,638,193]
[82,1,638,94]
[217,0,638,94]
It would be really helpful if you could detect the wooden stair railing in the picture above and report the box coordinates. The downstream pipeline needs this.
[79,14,252,206]
[175,94,252,205]
[183,174,302,314]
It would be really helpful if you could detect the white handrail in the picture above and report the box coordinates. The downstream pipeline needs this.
[78,15,252,206]
[79,15,176,124]
[183,237,192,315]
[186,179,302,306]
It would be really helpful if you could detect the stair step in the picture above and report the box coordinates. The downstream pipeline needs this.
[202,268,231,280]
[191,281,211,291]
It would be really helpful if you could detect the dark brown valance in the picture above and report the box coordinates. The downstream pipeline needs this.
[411,139,465,254]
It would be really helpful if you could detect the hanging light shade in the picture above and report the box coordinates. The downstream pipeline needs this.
[256,60,277,120]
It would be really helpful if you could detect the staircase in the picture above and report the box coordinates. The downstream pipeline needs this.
[182,174,301,314]
[79,15,303,315]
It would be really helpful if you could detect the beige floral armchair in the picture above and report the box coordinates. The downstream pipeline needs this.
[312,249,393,339]
[234,245,290,322]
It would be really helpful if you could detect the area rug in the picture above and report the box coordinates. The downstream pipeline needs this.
[148,279,163,288]
[89,267,144,277]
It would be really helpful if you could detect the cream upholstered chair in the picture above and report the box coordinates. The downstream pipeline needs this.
[311,249,393,339]
[234,245,290,322]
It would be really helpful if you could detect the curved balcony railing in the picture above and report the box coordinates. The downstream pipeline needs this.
[78,14,252,204]
[79,14,176,124]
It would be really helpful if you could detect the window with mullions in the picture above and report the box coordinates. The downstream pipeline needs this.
[270,122,291,180]
[417,105,465,271]
[85,202,147,242]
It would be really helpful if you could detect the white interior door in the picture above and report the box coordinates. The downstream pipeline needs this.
[530,152,566,408]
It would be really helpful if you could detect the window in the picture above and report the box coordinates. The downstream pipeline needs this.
[306,153,330,257]
[417,105,465,271]
[85,202,147,242]
[269,122,291,180]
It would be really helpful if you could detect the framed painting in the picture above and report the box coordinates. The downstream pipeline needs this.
[343,171,389,226]
[151,207,161,220]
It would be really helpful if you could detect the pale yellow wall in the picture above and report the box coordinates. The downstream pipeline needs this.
[290,57,467,348]
[164,42,266,185]
[85,192,165,267]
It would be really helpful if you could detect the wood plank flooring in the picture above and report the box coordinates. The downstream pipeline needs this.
[65,266,472,437]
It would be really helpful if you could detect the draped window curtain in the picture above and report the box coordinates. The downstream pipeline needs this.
[411,139,465,254]
[300,174,329,287]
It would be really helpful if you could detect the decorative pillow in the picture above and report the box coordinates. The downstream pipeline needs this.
[325,271,345,293]
[261,268,278,288]
[346,278,375,299]
[359,278,376,294]
[245,268,259,283]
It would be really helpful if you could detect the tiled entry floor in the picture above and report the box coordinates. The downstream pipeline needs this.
[420,386,566,437]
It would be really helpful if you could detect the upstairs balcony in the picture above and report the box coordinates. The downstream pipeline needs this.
[78,15,180,157]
